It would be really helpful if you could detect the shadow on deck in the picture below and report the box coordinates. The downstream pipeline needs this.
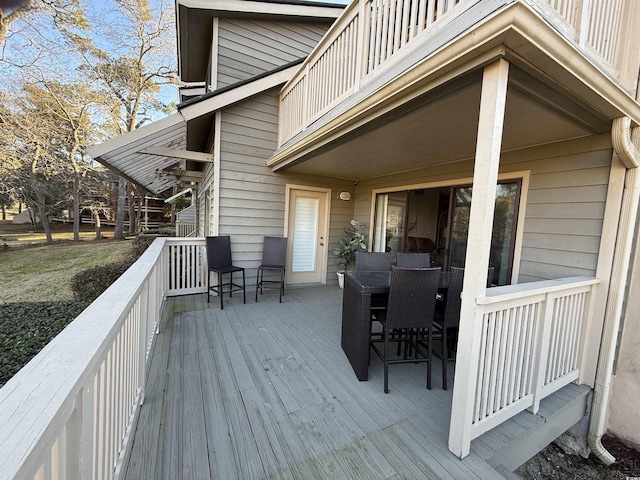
[123,286,590,479]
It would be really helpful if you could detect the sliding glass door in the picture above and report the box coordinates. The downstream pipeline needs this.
[446,182,520,285]
[373,180,521,286]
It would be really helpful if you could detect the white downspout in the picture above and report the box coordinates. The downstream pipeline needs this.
[588,116,640,464]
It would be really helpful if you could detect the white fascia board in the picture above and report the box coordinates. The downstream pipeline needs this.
[87,112,186,159]
[181,64,299,121]
[177,0,344,19]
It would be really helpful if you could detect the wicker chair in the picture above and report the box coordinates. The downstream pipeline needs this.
[355,251,392,271]
[206,236,246,310]
[396,252,430,268]
[356,252,392,315]
[255,236,287,303]
[370,267,441,393]
[432,266,464,390]
[432,266,494,389]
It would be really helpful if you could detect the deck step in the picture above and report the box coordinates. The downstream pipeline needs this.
[472,383,591,472]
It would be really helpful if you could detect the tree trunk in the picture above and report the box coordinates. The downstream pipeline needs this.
[114,177,127,239]
[30,152,53,244]
[1,204,5,220]
[94,210,102,240]
[128,191,137,235]
[34,191,53,244]
[73,175,80,241]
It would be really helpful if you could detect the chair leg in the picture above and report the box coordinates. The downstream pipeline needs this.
[442,329,448,390]
[255,268,260,302]
[281,270,285,298]
[219,272,224,310]
[427,327,432,390]
[242,269,246,304]
[207,270,210,303]
[384,328,390,393]
[279,270,283,303]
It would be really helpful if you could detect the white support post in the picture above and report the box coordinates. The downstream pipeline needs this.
[448,58,509,459]
[212,112,222,237]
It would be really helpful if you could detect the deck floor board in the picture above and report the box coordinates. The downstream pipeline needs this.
[123,287,585,479]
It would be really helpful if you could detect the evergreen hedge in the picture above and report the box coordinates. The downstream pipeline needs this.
[0,301,90,387]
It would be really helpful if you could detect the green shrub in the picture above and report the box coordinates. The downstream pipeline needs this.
[145,225,175,236]
[0,301,89,387]
[131,235,157,258]
[70,261,133,302]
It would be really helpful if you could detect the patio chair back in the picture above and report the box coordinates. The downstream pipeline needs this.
[385,267,441,330]
[396,252,430,268]
[355,252,391,272]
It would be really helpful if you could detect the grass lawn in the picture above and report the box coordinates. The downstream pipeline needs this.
[0,240,133,303]
[0,221,137,386]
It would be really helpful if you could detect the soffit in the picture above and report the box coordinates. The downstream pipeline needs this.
[281,74,596,181]
[89,115,190,196]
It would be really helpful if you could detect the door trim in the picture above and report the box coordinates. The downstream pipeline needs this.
[284,184,332,285]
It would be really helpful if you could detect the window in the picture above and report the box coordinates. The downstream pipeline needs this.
[373,180,521,286]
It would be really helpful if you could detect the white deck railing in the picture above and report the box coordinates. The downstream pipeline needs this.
[278,0,626,146]
[176,221,196,237]
[0,238,207,480]
[0,237,600,475]
[449,276,600,456]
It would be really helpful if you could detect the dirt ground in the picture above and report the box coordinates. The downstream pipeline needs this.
[517,435,640,479]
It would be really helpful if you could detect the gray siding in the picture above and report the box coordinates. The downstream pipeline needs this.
[217,90,354,287]
[217,19,330,87]
[354,135,613,284]
[502,139,612,282]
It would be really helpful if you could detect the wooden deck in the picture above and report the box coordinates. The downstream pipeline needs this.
[122,286,588,479]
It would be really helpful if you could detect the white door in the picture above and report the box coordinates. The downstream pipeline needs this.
[286,188,328,285]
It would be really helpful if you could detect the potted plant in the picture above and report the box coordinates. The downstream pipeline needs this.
[333,219,366,288]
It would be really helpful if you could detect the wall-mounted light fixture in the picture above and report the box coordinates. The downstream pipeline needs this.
[339,191,351,201]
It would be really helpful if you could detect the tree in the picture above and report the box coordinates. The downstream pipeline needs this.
[68,0,177,239]
[0,83,91,243]
[0,0,87,48]
[81,164,115,240]
[29,81,98,240]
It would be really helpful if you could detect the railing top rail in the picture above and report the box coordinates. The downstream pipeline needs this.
[0,237,169,477]
[166,236,206,244]
[477,276,600,305]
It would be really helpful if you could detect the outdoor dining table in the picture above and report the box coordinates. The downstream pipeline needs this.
[341,269,448,381]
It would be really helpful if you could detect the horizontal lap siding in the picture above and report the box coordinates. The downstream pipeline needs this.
[505,143,611,282]
[218,91,355,286]
[354,136,612,283]
[217,20,330,87]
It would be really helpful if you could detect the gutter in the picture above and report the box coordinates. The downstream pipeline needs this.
[588,116,640,464]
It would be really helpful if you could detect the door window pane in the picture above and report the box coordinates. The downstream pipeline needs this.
[292,197,319,272]
[448,182,519,286]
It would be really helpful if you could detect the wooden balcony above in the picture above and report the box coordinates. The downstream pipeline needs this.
[270,0,640,178]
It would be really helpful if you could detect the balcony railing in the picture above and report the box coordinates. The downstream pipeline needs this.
[278,0,627,147]
[0,238,206,480]
[449,276,600,457]
[0,236,599,476]
[176,221,197,237]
